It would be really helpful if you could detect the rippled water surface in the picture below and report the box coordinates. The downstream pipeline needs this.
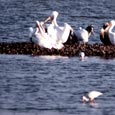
[0,0,115,43]
[0,0,115,115]
[0,55,115,115]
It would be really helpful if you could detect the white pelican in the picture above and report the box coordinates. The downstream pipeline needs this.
[44,11,74,44]
[75,25,94,44]
[100,22,111,45]
[108,20,115,45]
[82,91,103,103]
[29,21,64,49]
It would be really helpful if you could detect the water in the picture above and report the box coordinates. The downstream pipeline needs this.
[0,0,115,43]
[0,0,115,115]
[0,55,115,115]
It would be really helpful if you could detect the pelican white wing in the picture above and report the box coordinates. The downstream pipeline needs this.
[76,28,88,43]
[88,91,103,101]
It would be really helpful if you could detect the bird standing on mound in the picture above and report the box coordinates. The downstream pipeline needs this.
[82,91,103,103]
[43,11,74,44]
[75,25,94,44]
[100,22,112,45]
[100,20,115,45]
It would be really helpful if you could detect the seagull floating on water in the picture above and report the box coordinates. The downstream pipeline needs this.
[79,52,85,60]
[82,91,103,103]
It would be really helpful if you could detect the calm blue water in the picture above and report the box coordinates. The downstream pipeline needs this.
[0,0,115,115]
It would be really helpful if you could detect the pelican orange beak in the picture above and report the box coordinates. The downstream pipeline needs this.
[44,16,54,24]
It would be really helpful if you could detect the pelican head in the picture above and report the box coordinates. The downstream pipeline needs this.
[86,25,94,35]
[103,22,110,29]
[110,20,115,25]
[50,11,59,23]
[51,11,59,19]
[82,96,89,102]
[44,11,59,24]
[82,91,103,103]
[110,20,115,24]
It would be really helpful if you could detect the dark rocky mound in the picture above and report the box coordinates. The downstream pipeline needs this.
[0,42,115,58]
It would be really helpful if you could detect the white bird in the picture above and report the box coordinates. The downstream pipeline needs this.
[82,91,103,103]
[75,25,94,44]
[29,21,64,49]
[108,20,115,45]
[44,11,73,44]
[79,52,85,60]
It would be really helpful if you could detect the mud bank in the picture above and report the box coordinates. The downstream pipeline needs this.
[0,42,115,58]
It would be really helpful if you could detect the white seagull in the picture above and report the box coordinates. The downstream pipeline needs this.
[82,91,103,103]
[75,25,94,44]
[79,52,85,60]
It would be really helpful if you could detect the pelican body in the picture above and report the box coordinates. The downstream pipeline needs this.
[75,25,94,44]
[29,21,64,49]
[44,11,77,45]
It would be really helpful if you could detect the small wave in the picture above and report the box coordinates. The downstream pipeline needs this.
[39,55,69,60]
[72,15,115,20]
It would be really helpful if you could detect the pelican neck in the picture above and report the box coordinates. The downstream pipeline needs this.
[109,22,115,33]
